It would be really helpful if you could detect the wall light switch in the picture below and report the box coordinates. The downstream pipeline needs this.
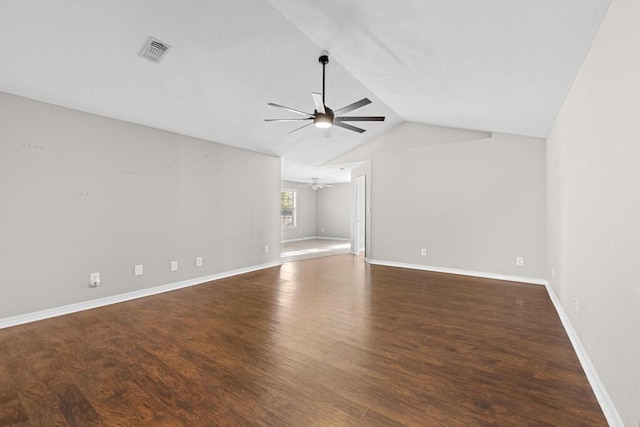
[170,261,178,272]
[134,265,144,276]
[196,257,203,267]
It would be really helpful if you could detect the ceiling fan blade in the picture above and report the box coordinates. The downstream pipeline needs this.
[336,116,385,122]
[311,92,325,114]
[324,128,331,139]
[267,103,312,117]
[334,98,371,115]
[264,118,313,122]
[288,122,313,134]
[334,121,366,134]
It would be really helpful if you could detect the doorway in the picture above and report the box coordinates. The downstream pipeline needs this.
[353,175,366,259]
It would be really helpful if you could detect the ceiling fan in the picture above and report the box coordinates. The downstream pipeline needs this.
[265,54,385,136]
[300,178,332,191]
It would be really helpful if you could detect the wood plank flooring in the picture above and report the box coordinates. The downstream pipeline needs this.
[0,254,606,426]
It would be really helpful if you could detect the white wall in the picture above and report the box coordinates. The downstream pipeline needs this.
[0,92,281,320]
[316,183,351,239]
[280,181,316,241]
[369,132,546,280]
[547,0,639,424]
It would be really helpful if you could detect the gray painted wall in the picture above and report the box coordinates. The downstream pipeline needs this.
[0,92,281,319]
[316,183,351,239]
[349,122,494,260]
[547,0,639,423]
[370,133,546,279]
[280,181,316,241]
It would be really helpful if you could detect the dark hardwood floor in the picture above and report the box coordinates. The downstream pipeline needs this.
[0,254,606,426]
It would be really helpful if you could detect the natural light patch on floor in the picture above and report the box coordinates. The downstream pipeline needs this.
[281,239,351,262]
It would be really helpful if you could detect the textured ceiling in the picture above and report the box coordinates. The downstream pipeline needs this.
[268,0,611,138]
[0,1,610,182]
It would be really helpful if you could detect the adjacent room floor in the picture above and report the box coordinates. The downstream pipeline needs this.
[281,238,351,262]
[0,255,605,425]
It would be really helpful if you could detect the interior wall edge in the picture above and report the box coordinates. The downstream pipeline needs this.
[545,282,624,427]
[0,260,282,331]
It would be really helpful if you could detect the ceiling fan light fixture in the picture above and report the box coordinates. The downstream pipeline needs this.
[314,115,332,128]
[314,108,334,128]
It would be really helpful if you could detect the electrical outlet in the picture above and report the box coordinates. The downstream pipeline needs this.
[299,229,303,234]
[264,245,269,254]
[134,265,144,276]
[421,248,427,256]
[321,228,324,233]
[574,297,579,316]
[196,257,202,267]
[170,261,178,272]
[516,257,524,266]
[89,272,100,288]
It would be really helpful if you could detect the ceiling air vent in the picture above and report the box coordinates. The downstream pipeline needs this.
[139,37,171,63]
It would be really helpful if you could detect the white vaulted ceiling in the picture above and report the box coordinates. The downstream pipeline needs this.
[0,0,610,181]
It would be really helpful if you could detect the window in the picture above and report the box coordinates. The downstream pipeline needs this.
[281,189,296,228]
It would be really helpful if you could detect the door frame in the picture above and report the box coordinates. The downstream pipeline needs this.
[352,175,366,259]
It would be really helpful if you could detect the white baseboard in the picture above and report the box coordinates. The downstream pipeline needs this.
[315,236,350,241]
[544,283,623,427]
[0,260,282,330]
[281,236,317,243]
[282,236,350,243]
[365,258,546,286]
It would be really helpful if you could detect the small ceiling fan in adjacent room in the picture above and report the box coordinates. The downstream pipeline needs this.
[300,178,332,191]
[265,54,385,137]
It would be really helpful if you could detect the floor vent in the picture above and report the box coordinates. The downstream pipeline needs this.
[139,37,171,63]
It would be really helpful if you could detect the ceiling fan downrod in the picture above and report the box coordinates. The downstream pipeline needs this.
[319,55,328,105]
